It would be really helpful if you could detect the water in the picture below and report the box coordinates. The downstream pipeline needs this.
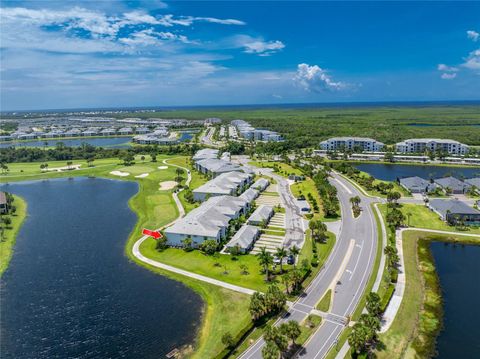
[0,137,133,149]
[354,163,480,181]
[0,132,195,149]
[430,242,480,358]
[0,178,202,359]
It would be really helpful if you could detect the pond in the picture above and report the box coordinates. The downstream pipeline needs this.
[430,242,480,358]
[0,177,202,359]
[354,163,480,181]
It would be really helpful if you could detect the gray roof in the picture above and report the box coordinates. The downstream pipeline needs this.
[465,177,480,188]
[248,205,273,223]
[196,158,243,174]
[226,225,259,250]
[192,148,219,161]
[400,176,437,192]
[239,188,259,203]
[434,176,470,191]
[429,199,480,216]
[193,171,252,196]
[251,178,270,191]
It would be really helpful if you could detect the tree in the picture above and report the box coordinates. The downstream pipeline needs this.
[150,153,157,162]
[181,237,193,252]
[2,216,12,228]
[249,292,266,320]
[349,196,361,207]
[257,247,274,280]
[309,220,327,242]
[221,332,235,348]
[348,322,369,355]
[140,155,145,162]
[366,292,382,316]
[387,191,401,205]
[384,245,399,268]
[275,246,288,273]
[200,239,218,255]
[66,161,73,169]
[265,285,287,313]
[155,236,168,251]
[240,264,249,275]
[280,320,301,345]
[289,268,303,293]
[262,341,280,359]
[359,313,381,332]
[175,167,185,183]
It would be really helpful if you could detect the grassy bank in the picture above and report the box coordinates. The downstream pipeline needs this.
[1,155,253,358]
[376,231,480,359]
[0,195,27,276]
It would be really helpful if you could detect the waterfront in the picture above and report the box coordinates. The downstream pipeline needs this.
[354,163,480,181]
[430,242,480,358]
[0,177,202,359]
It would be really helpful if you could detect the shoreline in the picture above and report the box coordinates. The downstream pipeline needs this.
[0,194,27,277]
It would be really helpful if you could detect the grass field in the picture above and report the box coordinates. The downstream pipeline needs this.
[1,154,253,358]
[379,203,480,235]
[248,161,303,178]
[0,195,27,277]
[316,289,332,312]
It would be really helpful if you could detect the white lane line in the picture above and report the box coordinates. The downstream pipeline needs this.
[349,240,364,281]
[334,177,352,195]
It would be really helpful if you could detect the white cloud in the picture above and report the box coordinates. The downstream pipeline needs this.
[437,63,458,72]
[463,49,480,71]
[441,73,457,80]
[467,30,479,42]
[293,63,346,92]
[230,35,284,56]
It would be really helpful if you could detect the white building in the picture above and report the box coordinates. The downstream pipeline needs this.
[320,137,384,152]
[395,138,469,155]
[193,171,253,201]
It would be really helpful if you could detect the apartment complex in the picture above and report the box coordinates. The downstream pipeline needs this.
[319,137,385,152]
[231,120,282,142]
[395,138,469,155]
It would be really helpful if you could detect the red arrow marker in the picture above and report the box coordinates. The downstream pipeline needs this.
[142,228,163,240]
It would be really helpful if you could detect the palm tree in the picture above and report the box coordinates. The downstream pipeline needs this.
[289,245,300,268]
[348,323,368,355]
[262,341,280,359]
[406,211,412,226]
[280,320,301,345]
[275,246,288,273]
[256,247,273,280]
[181,237,193,252]
[175,167,185,183]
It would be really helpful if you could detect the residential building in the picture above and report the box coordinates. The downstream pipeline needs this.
[399,176,437,194]
[247,205,274,226]
[232,120,282,142]
[192,148,219,162]
[118,127,133,135]
[135,127,150,134]
[434,176,471,194]
[225,225,260,253]
[195,158,244,177]
[193,171,253,201]
[239,188,259,203]
[204,118,222,125]
[428,199,480,225]
[100,128,116,136]
[395,138,469,155]
[251,178,270,192]
[465,177,480,190]
[320,137,385,152]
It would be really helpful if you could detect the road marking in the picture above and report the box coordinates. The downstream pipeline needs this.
[349,240,364,281]
[334,177,352,195]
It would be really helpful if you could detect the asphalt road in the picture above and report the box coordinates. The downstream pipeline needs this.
[238,171,379,359]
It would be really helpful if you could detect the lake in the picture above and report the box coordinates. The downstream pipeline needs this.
[354,163,480,181]
[430,242,480,358]
[0,178,202,359]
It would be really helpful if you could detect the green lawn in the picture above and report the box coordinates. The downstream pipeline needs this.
[379,203,480,235]
[297,314,323,346]
[0,195,27,277]
[139,240,294,292]
[316,289,332,312]
[290,177,335,221]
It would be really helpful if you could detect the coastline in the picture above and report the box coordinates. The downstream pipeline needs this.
[0,194,27,277]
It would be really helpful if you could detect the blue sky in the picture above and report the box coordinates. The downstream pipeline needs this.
[1,1,479,111]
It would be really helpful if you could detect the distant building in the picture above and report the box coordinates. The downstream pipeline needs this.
[395,138,469,155]
[428,199,480,225]
[100,128,116,136]
[232,120,282,142]
[399,176,437,194]
[118,127,133,135]
[204,118,222,126]
[434,176,471,194]
[135,127,150,134]
[320,137,385,152]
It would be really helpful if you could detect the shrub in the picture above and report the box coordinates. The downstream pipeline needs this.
[380,284,396,313]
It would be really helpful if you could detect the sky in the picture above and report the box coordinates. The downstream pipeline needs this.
[0,0,479,111]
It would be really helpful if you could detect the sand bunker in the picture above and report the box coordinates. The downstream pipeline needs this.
[135,173,149,178]
[159,181,177,190]
[158,166,168,170]
[110,170,130,177]
[44,164,82,172]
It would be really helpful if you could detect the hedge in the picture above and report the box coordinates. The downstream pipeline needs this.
[380,283,396,313]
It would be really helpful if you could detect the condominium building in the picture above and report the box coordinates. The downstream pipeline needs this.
[395,138,469,155]
[320,137,385,152]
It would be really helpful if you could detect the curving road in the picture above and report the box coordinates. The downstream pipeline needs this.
[239,171,380,359]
